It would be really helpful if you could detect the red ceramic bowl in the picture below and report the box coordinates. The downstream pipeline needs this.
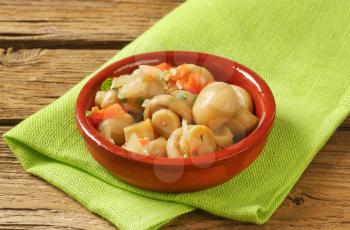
[76,51,275,192]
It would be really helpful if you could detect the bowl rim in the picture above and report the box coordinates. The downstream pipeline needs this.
[76,51,276,167]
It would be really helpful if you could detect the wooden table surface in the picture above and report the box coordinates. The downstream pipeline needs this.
[0,1,349,229]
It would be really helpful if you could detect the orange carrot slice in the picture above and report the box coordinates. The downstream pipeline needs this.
[155,62,172,71]
[88,103,126,127]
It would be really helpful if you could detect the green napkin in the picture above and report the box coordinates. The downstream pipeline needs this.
[4,0,350,229]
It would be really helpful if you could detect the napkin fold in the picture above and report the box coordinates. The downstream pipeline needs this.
[4,0,350,229]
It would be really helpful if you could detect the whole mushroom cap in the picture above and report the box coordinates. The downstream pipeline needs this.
[192,82,240,130]
[231,85,254,113]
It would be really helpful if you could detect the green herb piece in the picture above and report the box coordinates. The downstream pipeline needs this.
[119,97,128,103]
[101,78,113,91]
[178,93,187,100]
[135,97,145,106]
[85,110,92,116]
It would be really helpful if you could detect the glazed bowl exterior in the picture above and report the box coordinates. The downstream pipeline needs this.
[76,51,275,192]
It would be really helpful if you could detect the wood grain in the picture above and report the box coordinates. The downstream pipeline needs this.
[1,47,349,127]
[1,126,349,229]
[1,128,115,230]
[0,0,349,229]
[0,0,183,49]
[0,48,117,121]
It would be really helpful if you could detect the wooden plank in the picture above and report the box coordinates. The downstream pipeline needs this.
[341,117,350,129]
[0,126,116,230]
[0,48,117,121]
[0,0,183,49]
[1,126,349,229]
[1,47,350,128]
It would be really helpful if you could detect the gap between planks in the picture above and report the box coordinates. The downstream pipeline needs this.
[0,40,130,50]
[0,0,184,50]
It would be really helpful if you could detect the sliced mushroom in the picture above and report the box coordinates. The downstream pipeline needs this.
[144,137,167,157]
[231,85,254,113]
[167,128,183,158]
[233,108,259,134]
[111,74,135,89]
[139,65,166,79]
[167,125,217,158]
[177,64,214,84]
[170,64,215,94]
[213,126,234,148]
[151,109,181,138]
[98,113,135,145]
[193,82,240,130]
[171,90,197,107]
[100,89,119,109]
[226,108,259,141]
[179,125,217,157]
[144,95,192,123]
[124,119,154,142]
[112,65,166,95]
[225,119,246,142]
[185,64,214,78]
[118,73,166,100]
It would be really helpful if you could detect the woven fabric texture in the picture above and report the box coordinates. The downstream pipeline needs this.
[4,0,350,229]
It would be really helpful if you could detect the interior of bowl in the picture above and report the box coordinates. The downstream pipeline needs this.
[76,51,275,167]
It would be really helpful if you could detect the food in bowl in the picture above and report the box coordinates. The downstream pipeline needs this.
[76,51,275,192]
[86,63,259,158]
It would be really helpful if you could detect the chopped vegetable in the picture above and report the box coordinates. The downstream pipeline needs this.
[155,62,172,71]
[91,106,99,113]
[178,93,187,100]
[124,119,155,142]
[87,109,104,127]
[183,73,203,94]
[85,110,92,116]
[101,78,113,91]
[139,137,150,146]
[168,65,213,94]
[87,103,126,127]
[123,133,148,155]
[135,97,145,106]
[103,103,127,118]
